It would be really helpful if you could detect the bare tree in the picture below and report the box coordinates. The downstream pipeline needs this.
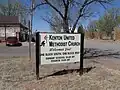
[41,10,63,32]
[0,1,29,25]
[33,0,114,33]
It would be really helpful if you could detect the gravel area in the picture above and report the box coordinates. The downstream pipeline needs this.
[0,56,120,90]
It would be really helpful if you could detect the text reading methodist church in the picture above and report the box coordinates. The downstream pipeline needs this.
[47,35,80,47]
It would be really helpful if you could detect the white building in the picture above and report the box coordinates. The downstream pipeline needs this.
[0,16,28,41]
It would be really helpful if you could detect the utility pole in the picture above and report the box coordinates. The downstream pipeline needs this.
[8,0,10,15]
[31,0,35,34]
[29,20,31,61]
[29,0,35,61]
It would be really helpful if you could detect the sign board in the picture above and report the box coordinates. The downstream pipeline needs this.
[35,32,84,79]
[39,33,81,65]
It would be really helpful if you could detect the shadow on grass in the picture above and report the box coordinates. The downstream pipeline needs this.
[38,66,96,80]
[37,48,120,80]
[84,48,120,59]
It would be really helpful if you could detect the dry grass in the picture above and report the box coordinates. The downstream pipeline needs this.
[0,56,35,90]
[0,56,120,90]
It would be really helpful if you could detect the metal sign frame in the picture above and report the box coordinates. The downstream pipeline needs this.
[36,32,84,80]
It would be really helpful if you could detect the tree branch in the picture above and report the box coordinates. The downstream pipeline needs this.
[44,0,64,19]
[62,0,66,7]
[71,0,94,33]
[99,2,107,10]
[42,17,57,27]
[64,0,69,19]
[71,0,113,33]
[31,3,47,12]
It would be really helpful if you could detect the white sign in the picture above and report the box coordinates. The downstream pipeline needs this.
[40,33,81,65]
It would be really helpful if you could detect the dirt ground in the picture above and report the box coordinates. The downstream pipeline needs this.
[0,56,120,90]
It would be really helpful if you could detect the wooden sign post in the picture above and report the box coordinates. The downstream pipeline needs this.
[80,33,84,75]
[36,32,40,80]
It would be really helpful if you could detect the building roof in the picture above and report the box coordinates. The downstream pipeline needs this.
[0,16,28,29]
[0,16,19,24]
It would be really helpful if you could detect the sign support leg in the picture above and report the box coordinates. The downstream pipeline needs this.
[80,33,84,75]
[36,32,40,80]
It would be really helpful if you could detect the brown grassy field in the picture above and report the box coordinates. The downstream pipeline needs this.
[0,56,120,90]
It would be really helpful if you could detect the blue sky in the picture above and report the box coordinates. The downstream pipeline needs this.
[0,0,120,32]
[31,0,120,32]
